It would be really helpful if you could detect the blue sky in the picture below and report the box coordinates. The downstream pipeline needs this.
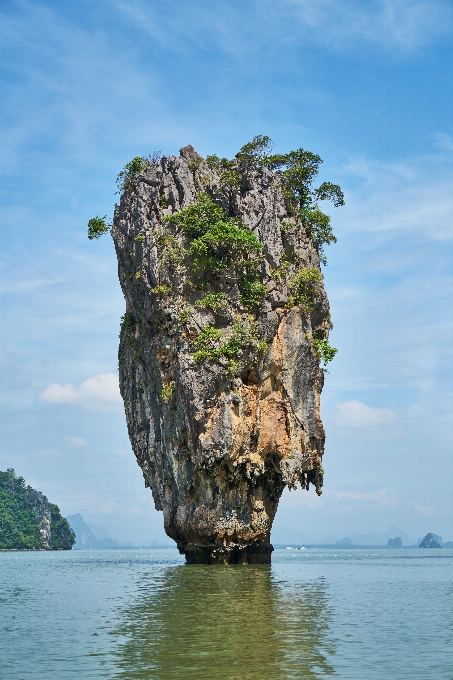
[1,0,452,544]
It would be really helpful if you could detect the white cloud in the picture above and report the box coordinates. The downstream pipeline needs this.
[281,0,453,50]
[38,372,122,411]
[67,436,88,448]
[336,400,394,427]
[40,382,78,404]
[37,448,62,459]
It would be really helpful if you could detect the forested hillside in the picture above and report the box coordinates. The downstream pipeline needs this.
[0,469,75,550]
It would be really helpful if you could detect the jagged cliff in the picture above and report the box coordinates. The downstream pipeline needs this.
[112,139,341,563]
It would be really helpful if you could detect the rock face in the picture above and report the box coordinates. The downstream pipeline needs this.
[112,146,333,564]
[27,486,53,549]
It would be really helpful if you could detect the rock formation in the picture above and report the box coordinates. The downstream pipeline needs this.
[112,141,339,563]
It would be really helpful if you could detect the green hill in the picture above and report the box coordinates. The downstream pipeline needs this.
[0,469,75,550]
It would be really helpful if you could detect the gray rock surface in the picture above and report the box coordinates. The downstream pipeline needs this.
[112,146,332,563]
[27,486,52,549]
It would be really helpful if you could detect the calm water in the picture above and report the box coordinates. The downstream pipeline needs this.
[1,548,452,679]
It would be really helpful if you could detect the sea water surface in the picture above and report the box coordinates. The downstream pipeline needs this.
[1,547,452,679]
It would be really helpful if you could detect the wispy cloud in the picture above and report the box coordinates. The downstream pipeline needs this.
[114,0,255,57]
[37,448,62,460]
[279,0,453,50]
[336,400,395,428]
[433,132,453,152]
[0,1,169,178]
[114,0,453,54]
[336,147,453,241]
[38,372,122,411]
[67,436,88,448]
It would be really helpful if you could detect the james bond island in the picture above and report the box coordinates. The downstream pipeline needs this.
[89,137,343,563]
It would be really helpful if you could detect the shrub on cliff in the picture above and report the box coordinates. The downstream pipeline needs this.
[116,152,161,193]
[234,136,344,265]
[287,267,323,310]
[164,192,266,309]
[88,215,109,240]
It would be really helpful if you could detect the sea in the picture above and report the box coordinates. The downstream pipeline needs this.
[1,547,452,679]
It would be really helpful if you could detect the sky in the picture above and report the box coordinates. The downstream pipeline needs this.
[1,0,452,545]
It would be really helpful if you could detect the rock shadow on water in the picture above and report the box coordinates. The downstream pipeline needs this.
[109,565,336,679]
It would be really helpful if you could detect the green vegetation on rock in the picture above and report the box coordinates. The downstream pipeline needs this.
[192,321,263,368]
[116,151,161,194]
[165,192,265,310]
[287,267,323,310]
[161,381,175,403]
[0,469,75,550]
[195,293,228,311]
[233,135,344,265]
[0,470,43,549]
[49,503,76,550]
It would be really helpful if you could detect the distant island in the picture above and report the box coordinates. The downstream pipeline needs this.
[272,524,453,548]
[66,513,173,549]
[66,513,119,549]
[418,533,452,548]
[0,469,75,550]
[387,537,402,547]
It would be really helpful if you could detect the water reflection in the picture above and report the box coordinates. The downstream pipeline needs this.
[110,565,336,679]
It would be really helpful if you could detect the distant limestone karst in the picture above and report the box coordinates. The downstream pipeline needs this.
[66,513,119,549]
[335,537,354,546]
[0,469,75,550]
[419,533,442,548]
[387,537,402,548]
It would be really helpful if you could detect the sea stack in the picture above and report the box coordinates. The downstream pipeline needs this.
[112,142,336,563]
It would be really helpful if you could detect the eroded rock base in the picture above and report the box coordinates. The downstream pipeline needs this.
[182,542,274,565]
